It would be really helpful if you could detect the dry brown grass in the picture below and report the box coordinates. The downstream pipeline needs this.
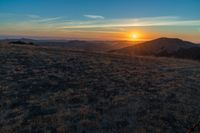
[0,44,200,132]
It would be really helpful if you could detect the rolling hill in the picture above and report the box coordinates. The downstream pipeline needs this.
[0,43,200,132]
[111,37,200,60]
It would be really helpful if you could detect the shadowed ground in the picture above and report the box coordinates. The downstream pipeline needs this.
[0,44,200,133]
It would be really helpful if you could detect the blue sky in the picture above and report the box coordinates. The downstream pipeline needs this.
[0,0,200,41]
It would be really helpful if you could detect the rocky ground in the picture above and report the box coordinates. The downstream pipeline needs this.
[0,44,200,133]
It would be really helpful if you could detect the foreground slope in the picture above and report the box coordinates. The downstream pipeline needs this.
[0,44,200,132]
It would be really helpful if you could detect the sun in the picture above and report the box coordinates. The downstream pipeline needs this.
[130,33,139,41]
[131,34,138,39]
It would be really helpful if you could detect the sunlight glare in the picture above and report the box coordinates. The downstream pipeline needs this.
[130,33,139,41]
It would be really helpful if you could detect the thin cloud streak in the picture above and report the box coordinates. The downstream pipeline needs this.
[84,15,105,19]
[33,17,63,22]
[0,13,62,23]
[61,17,200,29]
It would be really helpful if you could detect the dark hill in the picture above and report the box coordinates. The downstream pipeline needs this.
[111,37,200,60]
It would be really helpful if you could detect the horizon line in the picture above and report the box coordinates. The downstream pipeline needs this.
[0,35,199,44]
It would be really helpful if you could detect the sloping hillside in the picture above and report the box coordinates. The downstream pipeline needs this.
[0,44,200,132]
[111,38,200,60]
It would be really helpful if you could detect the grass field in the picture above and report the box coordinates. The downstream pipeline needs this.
[0,44,200,132]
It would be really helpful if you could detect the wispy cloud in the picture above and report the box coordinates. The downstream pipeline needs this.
[33,17,62,22]
[0,13,62,22]
[62,16,200,29]
[84,14,105,19]
[0,13,64,33]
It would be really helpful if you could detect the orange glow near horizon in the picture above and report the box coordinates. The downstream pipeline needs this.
[128,32,141,41]
[131,34,138,39]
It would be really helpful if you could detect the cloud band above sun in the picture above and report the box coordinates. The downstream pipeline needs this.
[62,16,200,29]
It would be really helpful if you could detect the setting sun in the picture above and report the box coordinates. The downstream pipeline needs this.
[131,34,138,39]
[129,33,140,41]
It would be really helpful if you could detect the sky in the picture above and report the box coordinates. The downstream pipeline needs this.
[0,0,200,42]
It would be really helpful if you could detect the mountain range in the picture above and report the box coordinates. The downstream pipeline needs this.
[0,39,135,52]
[1,37,200,60]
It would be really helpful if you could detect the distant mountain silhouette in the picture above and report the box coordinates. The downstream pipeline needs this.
[36,40,138,51]
[0,38,36,45]
[9,40,35,45]
[111,37,200,60]
[0,39,136,52]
